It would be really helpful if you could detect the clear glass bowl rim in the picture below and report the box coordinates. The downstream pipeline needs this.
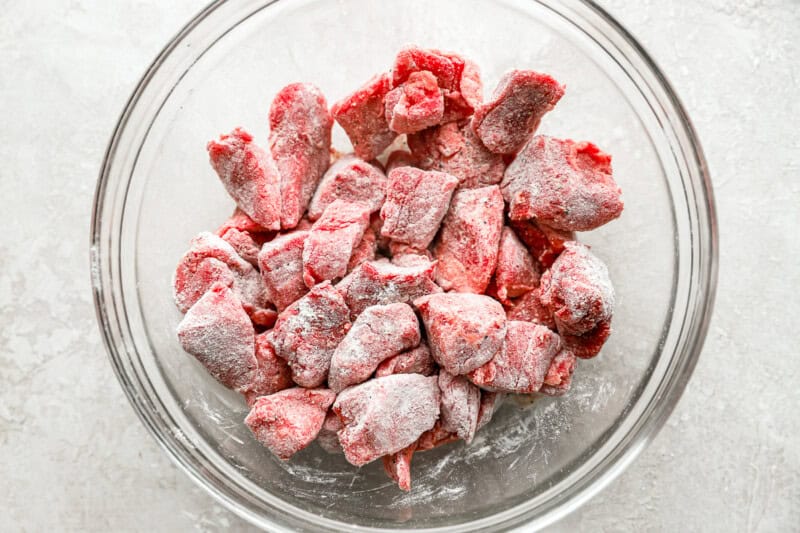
[90,0,719,531]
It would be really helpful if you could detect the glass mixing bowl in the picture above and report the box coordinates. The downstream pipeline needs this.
[91,0,717,530]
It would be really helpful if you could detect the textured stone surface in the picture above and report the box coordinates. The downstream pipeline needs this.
[0,0,798,531]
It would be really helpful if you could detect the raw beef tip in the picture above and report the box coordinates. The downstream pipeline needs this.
[432,186,504,293]
[328,303,421,392]
[494,226,541,301]
[333,373,440,466]
[385,70,445,134]
[467,321,561,394]
[408,121,505,190]
[375,342,436,378]
[302,200,371,287]
[509,218,575,269]
[506,287,556,329]
[539,348,577,396]
[269,281,351,387]
[383,443,417,491]
[539,242,614,337]
[416,420,458,451]
[380,166,459,250]
[176,284,256,392]
[475,391,506,431]
[269,83,333,229]
[336,259,441,318]
[414,292,506,375]
[438,371,481,443]
[241,332,294,406]
[245,387,336,460]
[561,319,612,359]
[501,136,623,231]
[257,231,310,312]
[331,73,397,161]
[347,227,378,273]
[472,70,564,154]
[207,127,281,231]
[173,231,271,325]
[307,155,388,221]
[391,45,483,123]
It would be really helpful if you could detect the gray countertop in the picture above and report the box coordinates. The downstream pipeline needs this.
[1,0,798,531]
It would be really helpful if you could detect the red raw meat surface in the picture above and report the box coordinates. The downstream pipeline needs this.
[258,230,309,312]
[242,332,293,406]
[385,70,445,134]
[173,232,271,325]
[509,218,574,269]
[302,200,371,287]
[392,46,457,91]
[375,342,436,378]
[173,256,234,313]
[539,242,614,337]
[249,308,278,329]
[495,226,540,301]
[468,321,561,394]
[414,293,506,375]
[336,259,441,318]
[506,287,556,329]
[391,46,482,123]
[347,226,378,273]
[438,371,481,443]
[307,155,388,221]
[416,420,458,451]
[218,227,261,266]
[216,209,276,266]
[317,410,344,454]
[390,246,434,267]
[472,70,564,154]
[331,73,397,161]
[539,348,577,396]
[380,167,459,250]
[245,387,336,460]
[269,281,351,388]
[334,373,440,466]
[383,442,417,491]
[408,121,505,190]
[441,55,483,122]
[207,127,281,231]
[561,319,612,359]
[475,391,506,431]
[269,83,333,229]
[176,284,256,392]
[328,303,420,392]
[216,207,271,234]
[432,186,504,293]
[501,136,623,231]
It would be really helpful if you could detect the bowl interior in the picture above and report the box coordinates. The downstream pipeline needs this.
[98,0,708,530]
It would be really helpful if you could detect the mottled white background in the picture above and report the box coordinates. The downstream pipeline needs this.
[1,0,798,531]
